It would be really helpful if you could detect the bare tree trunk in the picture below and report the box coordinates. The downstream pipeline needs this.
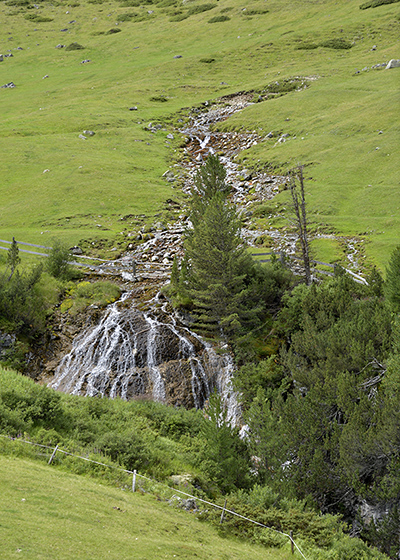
[290,166,312,285]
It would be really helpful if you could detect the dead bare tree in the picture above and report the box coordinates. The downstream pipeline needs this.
[290,166,312,285]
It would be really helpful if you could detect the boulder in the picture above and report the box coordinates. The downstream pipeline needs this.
[386,59,400,69]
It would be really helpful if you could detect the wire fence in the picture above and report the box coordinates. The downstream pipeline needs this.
[0,433,308,559]
[250,251,368,285]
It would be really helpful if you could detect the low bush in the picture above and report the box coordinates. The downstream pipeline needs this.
[187,3,215,15]
[65,42,85,51]
[105,27,122,34]
[208,15,230,22]
[24,13,53,21]
[360,0,399,8]
[320,38,353,49]
[199,57,215,63]
[116,12,137,20]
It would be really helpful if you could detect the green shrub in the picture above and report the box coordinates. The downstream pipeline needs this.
[360,0,399,8]
[169,12,189,21]
[208,15,230,22]
[150,95,168,102]
[65,42,85,51]
[187,3,215,15]
[105,27,122,34]
[46,240,75,280]
[60,280,121,315]
[320,38,353,49]
[199,57,215,63]
[5,0,30,5]
[24,14,53,21]
[242,8,268,15]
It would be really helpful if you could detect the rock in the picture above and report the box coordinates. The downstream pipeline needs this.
[55,44,65,48]
[167,133,174,140]
[371,45,377,51]
[0,55,3,62]
[129,106,138,111]
[1,82,16,88]
[42,75,49,79]
[69,246,83,255]
[265,131,274,138]
[173,55,182,59]
[61,28,68,32]
[17,47,23,50]
[81,59,91,64]
[83,130,95,136]
[78,134,86,140]
[147,10,153,13]
[386,59,400,69]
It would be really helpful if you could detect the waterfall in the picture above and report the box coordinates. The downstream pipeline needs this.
[49,292,241,424]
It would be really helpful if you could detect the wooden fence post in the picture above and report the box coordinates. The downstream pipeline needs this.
[132,469,136,493]
[290,530,294,554]
[48,444,59,465]
[220,498,227,524]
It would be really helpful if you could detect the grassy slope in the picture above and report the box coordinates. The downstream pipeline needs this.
[0,0,399,267]
[0,454,290,560]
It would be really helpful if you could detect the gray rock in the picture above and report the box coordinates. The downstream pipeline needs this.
[81,59,91,64]
[83,130,95,136]
[166,133,174,140]
[371,45,377,51]
[265,131,274,138]
[1,82,16,88]
[42,74,49,79]
[129,106,138,111]
[78,134,86,140]
[55,44,65,48]
[69,246,83,255]
[0,55,2,62]
[173,55,182,59]
[386,59,400,69]
[4,53,13,58]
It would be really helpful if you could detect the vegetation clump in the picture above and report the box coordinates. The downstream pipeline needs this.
[208,14,230,22]
[320,38,353,49]
[360,0,400,8]
[65,42,85,50]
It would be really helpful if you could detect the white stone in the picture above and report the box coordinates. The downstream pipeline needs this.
[386,59,400,69]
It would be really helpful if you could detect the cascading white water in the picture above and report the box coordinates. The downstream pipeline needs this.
[49,292,241,423]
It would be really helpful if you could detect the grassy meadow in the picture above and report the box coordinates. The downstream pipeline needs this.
[0,0,399,268]
[0,454,292,560]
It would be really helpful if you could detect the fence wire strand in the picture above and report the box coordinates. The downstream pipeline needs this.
[0,434,308,559]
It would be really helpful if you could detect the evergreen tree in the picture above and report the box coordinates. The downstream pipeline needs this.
[200,391,251,494]
[385,245,400,313]
[6,237,20,281]
[185,193,258,335]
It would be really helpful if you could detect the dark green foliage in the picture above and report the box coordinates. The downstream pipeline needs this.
[320,38,353,49]
[261,78,304,94]
[233,356,284,409]
[199,57,215,63]
[250,275,394,516]
[384,245,400,312]
[360,0,399,9]
[169,12,189,21]
[46,240,75,280]
[65,42,85,51]
[241,8,268,15]
[0,265,45,334]
[208,15,230,22]
[200,392,251,494]
[192,153,230,204]
[24,13,53,21]
[187,3,215,15]
[5,0,30,5]
[0,370,62,434]
[105,27,122,34]
[6,238,20,281]
[149,95,168,102]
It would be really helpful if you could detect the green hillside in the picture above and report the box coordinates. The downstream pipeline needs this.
[0,0,399,268]
[0,454,287,560]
